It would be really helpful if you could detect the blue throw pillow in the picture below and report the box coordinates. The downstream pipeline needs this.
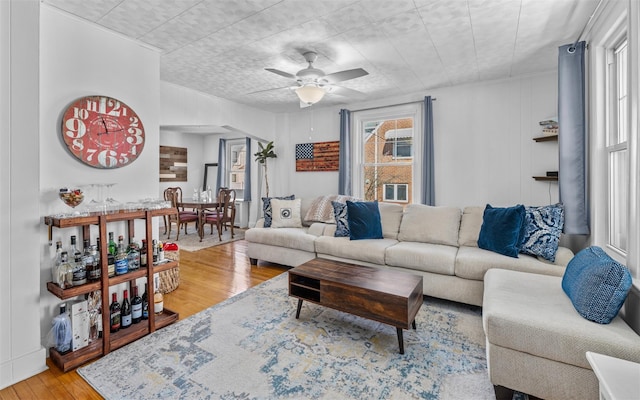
[520,203,564,262]
[477,204,526,258]
[562,246,632,324]
[331,201,350,237]
[262,195,295,228]
[346,200,383,240]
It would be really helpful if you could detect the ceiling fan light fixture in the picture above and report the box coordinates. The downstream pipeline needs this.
[295,85,326,105]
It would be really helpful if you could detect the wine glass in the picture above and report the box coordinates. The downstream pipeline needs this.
[104,183,120,213]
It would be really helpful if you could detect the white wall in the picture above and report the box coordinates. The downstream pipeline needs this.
[37,3,161,378]
[159,83,278,225]
[278,72,559,209]
[0,0,47,389]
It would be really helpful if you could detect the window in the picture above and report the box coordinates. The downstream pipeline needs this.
[606,38,628,254]
[383,184,408,202]
[227,140,246,200]
[352,104,421,203]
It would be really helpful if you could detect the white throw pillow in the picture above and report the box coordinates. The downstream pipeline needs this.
[270,198,303,228]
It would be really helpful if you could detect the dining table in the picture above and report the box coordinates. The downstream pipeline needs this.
[177,200,219,241]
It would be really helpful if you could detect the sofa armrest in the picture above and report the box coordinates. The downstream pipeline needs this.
[322,224,337,237]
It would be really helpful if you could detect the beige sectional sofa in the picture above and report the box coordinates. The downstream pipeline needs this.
[246,197,574,306]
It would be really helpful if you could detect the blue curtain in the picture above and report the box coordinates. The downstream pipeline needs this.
[421,96,435,205]
[558,41,589,234]
[244,137,251,201]
[338,109,352,195]
[216,138,226,194]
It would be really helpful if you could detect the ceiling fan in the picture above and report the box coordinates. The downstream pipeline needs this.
[256,51,369,108]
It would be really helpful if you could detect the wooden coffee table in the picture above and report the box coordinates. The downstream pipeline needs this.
[288,258,423,354]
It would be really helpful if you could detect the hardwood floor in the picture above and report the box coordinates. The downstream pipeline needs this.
[0,240,288,400]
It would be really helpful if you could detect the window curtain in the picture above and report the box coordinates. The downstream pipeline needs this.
[558,41,590,234]
[216,138,226,194]
[421,96,435,205]
[244,137,251,201]
[338,109,352,195]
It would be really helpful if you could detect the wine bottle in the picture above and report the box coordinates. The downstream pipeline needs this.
[141,283,149,320]
[153,275,164,315]
[115,235,128,275]
[131,286,142,324]
[121,289,132,329]
[110,293,121,333]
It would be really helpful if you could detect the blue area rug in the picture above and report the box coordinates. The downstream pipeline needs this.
[79,273,500,399]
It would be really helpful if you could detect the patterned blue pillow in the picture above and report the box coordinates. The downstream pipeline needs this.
[262,195,295,227]
[331,201,349,237]
[520,203,564,262]
[562,246,632,324]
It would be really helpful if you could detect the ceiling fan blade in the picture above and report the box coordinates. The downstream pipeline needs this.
[247,85,294,95]
[326,85,367,99]
[265,68,296,79]
[324,68,368,83]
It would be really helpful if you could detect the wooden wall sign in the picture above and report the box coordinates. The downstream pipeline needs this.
[295,141,340,172]
[159,145,187,182]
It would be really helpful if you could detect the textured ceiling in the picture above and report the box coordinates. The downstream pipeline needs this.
[43,0,599,113]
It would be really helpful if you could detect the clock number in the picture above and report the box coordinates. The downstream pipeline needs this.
[86,148,97,161]
[65,118,86,138]
[97,149,118,168]
[97,98,127,117]
[119,153,130,165]
[85,100,98,113]
[72,138,84,151]
[73,107,89,120]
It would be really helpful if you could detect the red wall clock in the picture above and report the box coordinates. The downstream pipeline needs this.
[61,95,145,168]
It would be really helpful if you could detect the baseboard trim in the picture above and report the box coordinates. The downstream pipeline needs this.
[0,346,47,390]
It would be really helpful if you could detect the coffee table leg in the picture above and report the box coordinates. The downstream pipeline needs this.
[412,320,416,329]
[397,328,404,354]
[296,299,303,319]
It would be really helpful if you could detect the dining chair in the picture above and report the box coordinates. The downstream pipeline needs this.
[204,188,236,240]
[165,187,198,240]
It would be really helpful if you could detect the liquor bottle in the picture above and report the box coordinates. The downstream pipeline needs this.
[141,283,149,320]
[70,235,86,286]
[108,232,117,256]
[109,292,121,333]
[131,286,142,324]
[140,239,148,268]
[153,275,164,315]
[51,241,64,288]
[60,251,74,288]
[157,241,165,263]
[152,239,158,264]
[114,235,129,275]
[90,237,102,281]
[127,237,140,271]
[121,289,132,329]
[54,303,72,353]
[82,239,98,281]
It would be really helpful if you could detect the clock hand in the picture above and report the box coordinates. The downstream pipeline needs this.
[101,117,109,134]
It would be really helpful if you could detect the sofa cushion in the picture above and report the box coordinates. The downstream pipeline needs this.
[347,200,383,240]
[270,198,302,228]
[483,269,640,370]
[398,204,461,246]
[520,203,564,262]
[458,206,484,247]
[562,246,632,324]
[315,236,398,265]
[455,246,566,281]
[331,201,350,237]
[478,204,526,258]
[262,195,295,227]
[244,226,316,253]
[378,202,404,240]
[385,242,457,275]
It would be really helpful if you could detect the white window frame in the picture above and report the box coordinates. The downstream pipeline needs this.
[352,103,422,203]
[605,37,629,258]
[383,183,409,202]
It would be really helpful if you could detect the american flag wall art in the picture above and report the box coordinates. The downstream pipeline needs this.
[295,141,340,172]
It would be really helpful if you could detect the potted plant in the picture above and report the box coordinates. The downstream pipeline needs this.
[254,141,277,197]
